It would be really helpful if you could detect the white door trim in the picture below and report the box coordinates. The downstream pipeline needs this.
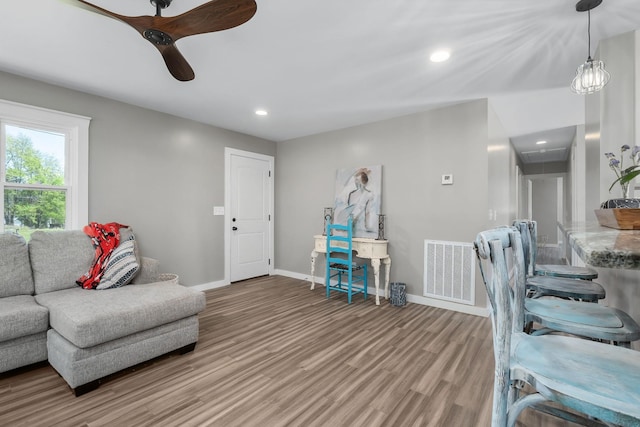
[224,148,275,284]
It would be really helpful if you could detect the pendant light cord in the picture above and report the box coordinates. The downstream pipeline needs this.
[571,0,610,93]
[587,9,592,59]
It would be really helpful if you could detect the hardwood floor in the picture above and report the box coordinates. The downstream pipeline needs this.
[0,276,581,426]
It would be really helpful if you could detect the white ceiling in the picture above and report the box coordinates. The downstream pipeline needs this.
[511,125,576,164]
[2,0,640,161]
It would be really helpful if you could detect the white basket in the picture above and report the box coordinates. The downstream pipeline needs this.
[156,273,179,284]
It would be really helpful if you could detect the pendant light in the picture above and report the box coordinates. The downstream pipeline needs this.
[571,0,610,94]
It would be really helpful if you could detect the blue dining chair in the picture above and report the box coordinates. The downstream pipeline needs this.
[475,227,640,427]
[514,220,605,302]
[516,219,598,279]
[482,226,640,346]
[325,217,368,304]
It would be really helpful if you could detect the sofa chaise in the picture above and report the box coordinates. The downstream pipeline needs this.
[0,229,206,396]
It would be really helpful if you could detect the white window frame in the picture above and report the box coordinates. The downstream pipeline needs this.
[0,99,90,230]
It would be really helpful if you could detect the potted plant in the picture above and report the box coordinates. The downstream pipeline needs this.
[595,145,640,229]
[602,145,640,208]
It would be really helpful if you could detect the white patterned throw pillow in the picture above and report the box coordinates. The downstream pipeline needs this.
[96,237,139,290]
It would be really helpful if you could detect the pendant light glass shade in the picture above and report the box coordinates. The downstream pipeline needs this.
[570,1,610,94]
[571,57,610,94]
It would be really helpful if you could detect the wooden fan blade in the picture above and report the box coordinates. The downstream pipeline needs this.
[60,0,139,25]
[157,44,195,81]
[159,0,257,40]
[62,0,256,40]
[62,0,253,82]
[61,0,160,39]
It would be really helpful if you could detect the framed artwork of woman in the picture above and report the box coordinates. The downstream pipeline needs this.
[333,165,382,238]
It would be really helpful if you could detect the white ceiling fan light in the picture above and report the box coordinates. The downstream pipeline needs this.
[571,0,611,95]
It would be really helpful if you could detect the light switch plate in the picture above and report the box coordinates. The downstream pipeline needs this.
[213,206,225,215]
[441,174,453,185]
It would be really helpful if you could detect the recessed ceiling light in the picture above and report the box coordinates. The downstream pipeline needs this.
[536,140,547,145]
[430,50,451,63]
[255,109,268,116]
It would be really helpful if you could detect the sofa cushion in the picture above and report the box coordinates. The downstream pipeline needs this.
[29,230,94,294]
[96,238,139,290]
[0,332,48,374]
[0,233,34,297]
[119,227,140,268]
[131,257,160,285]
[0,295,49,342]
[34,282,206,348]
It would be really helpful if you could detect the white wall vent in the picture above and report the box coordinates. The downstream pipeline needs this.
[423,240,475,306]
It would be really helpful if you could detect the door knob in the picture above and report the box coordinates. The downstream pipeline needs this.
[232,226,238,231]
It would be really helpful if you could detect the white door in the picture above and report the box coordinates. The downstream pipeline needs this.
[226,149,273,282]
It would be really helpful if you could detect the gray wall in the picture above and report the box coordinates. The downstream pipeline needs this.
[275,100,491,308]
[487,103,518,225]
[522,161,568,175]
[584,30,640,336]
[596,31,637,204]
[584,92,601,220]
[0,70,276,286]
[531,177,560,246]
[0,68,512,309]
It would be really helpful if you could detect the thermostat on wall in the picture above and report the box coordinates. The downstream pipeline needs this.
[441,174,453,185]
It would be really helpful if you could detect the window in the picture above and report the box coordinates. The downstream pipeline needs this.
[0,100,90,237]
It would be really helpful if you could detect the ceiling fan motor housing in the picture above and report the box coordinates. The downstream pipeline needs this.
[150,0,173,9]
[144,29,173,45]
[576,0,602,12]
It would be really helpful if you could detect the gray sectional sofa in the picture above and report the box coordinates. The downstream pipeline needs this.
[0,230,206,396]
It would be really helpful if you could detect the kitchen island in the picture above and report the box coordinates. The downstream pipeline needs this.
[560,222,640,270]
[560,222,640,350]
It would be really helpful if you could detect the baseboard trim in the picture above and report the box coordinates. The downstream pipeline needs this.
[275,269,489,317]
[407,294,489,317]
[273,269,313,282]
[189,280,228,292]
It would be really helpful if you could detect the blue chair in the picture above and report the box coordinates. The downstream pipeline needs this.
[325,217,368,304]
[483,226,639,346]
[514,220,605,303]
[516,219,598,279]
[475,227,640,426]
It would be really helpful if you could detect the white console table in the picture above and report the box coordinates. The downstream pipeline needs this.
[310,234,391,305]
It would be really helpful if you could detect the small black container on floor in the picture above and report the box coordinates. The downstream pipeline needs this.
[389,282,406,307]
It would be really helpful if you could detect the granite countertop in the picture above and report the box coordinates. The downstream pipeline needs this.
[560,222,640,269]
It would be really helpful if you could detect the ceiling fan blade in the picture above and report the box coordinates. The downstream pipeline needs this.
[62,0,160,38]
[157,44,195,81]
[62,0,254,82]
[159,0,257,40]
[60,0,137,25]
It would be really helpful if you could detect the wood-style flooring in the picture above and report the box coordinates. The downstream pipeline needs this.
[0,275,581,426]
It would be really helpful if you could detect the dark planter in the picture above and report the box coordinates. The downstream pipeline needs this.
[600,198,640,209]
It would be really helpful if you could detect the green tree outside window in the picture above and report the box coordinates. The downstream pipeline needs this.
[4,132,66,235]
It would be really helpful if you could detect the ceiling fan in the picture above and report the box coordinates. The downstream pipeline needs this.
[62,0,257,81]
